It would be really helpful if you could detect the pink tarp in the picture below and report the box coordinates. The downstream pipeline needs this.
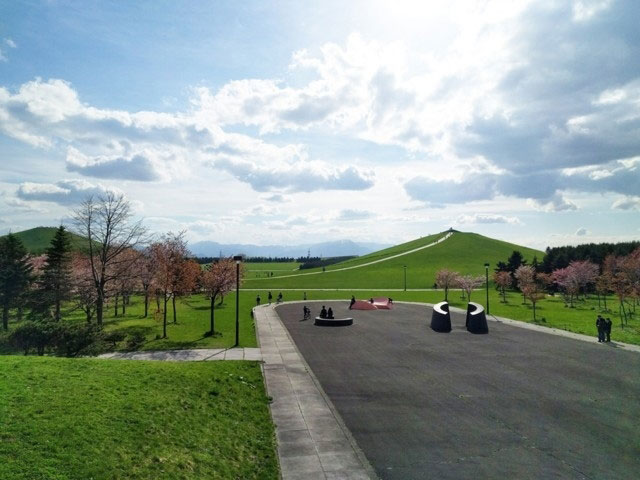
[350,300,377,310]
[350,298,393,310]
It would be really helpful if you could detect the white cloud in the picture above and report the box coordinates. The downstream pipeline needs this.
[527,193,578,213]
[65,147,165,181]
[611,196,640,211]
[575,227,588,236]
[336,209,374,221]
[16,179,119,206]
[456,213,522,225]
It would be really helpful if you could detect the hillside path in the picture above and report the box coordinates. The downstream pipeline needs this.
[249,231,453,281]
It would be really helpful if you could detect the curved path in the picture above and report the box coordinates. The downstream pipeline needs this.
[249,232,453,281]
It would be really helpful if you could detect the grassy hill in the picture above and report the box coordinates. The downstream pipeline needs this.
[243,230,544,289]
[3,226,89,255]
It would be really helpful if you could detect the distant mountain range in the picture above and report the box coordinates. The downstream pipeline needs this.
[188,239,392,259]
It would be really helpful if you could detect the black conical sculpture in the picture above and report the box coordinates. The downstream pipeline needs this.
[431,301,452,332]
[466,302,489,334]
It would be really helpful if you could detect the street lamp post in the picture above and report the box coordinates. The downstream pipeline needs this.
[403,265,407,291]
[233,255,243,346]
[484,262,490,315]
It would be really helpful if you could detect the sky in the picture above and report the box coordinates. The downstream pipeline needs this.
[0,0,639,251]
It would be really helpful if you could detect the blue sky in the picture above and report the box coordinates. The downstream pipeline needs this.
[1,0,639,250]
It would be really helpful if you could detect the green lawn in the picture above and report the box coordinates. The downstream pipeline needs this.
[0,356,278,480]
[250,288,640,346]
[243,232,544,289]
[2,292,259,353]
[245,262,301,279]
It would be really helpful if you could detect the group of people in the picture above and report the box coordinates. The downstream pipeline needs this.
[256,291,284,306]
[596,315,613,343]
[319,305,334,319]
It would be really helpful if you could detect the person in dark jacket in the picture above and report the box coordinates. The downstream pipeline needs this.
[268,291,273,304]
[349,296,356,309]
[596,315,605,343]
[605,317,612,342]
[320,306,327,318]
[256,295,261,306]
[327,307,334,319]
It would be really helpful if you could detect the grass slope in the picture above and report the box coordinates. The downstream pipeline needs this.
[0,356,278,480]
[244,231,544,289]
[4,226,89,255]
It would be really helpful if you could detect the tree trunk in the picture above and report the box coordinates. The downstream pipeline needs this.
[444,287,448,302]
[96,293,104,326]
[532,302,537,321]
[55,297,61,322]
[122,296,125,315]
[163,295,168,338]
[603,294,607,311]
[210,296,215,334]
[114,294,119,317]
[172,295,177,324]
[17,305,23,322]
[144,291,149,318]
[2,304,8,331]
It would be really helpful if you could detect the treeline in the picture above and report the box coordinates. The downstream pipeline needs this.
[299,256,357,270]
[0,193,242,356]
[541,241,640,273]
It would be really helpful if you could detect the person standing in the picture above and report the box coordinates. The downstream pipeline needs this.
[349,295,356,309]
[268,291,273,304]
[256,295,261,306]
[605,317,612,342]
[277,292,283,303]
[596,315,604,343]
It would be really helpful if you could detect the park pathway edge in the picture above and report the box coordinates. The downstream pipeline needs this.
[254,304,378,480]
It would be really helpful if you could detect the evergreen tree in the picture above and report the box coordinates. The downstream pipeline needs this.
[34,226,73,321]
[0,233,33,330]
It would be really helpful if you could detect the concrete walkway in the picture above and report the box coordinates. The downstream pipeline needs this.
[254,304,376,480]
[98,347,263,361]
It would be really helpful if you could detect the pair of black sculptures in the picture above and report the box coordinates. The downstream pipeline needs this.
[431,301,489,334]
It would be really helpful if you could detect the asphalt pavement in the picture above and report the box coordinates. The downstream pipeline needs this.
[275,301,640,480]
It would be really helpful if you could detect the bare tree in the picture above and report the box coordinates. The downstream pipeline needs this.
[73,192,148,326]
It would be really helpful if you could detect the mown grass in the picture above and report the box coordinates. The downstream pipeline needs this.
[245,262,301,280]
[2,292,258,353]
[250,288,640,346]
[243,231,544,289]
[0,356,278,480]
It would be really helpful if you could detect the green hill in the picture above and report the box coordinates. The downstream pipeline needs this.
[3,227,89,255]
[243,230,544,289]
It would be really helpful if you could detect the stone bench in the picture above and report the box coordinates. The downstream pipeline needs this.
[466,302,489,334]
[314,317,354,327]
[430,301,452,332]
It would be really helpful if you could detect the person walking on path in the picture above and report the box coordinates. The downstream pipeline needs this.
[277,292,283,303]
[596,315,605,343]
[256,295,261,306]
[605,317,612,342]
[268,291,273,304]
[349,296,356,309]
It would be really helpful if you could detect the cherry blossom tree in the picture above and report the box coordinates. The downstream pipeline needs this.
[70,253,98,323]
[435,269,459,302]
[456,274,485,304]
[201,258,237,336]
[514,265,535,304]
[493,271,512,303]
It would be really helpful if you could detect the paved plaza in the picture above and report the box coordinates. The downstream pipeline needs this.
[274,301,640,480]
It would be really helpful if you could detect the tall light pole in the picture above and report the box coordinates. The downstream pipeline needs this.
[234,255,243,346]
[484,262,490,315]
[403,265,407,291]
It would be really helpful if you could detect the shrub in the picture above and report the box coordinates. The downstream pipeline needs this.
[54,323,101,357]
[9,321,58,355]
[126,332,146,350]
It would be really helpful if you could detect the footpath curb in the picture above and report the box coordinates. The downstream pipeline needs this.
[254,304,378,480]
